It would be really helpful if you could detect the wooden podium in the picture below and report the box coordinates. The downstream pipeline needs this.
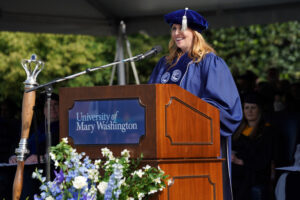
[59,84,223,200]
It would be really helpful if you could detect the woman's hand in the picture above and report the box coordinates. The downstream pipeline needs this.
[231,153,244,165]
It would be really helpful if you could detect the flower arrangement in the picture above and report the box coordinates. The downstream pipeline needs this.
[32,138,168,200]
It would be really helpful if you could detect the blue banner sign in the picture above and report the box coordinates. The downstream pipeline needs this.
[68,99,145,144]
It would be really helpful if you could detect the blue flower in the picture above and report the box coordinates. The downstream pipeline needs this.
[114,189,121,199]
[40,192,46,199]
[39,184,47,191]
[49,183,61,195]
[66,170,78,182]
[104,189,112,200]
[56,194,63,200]
[54,169,64,184]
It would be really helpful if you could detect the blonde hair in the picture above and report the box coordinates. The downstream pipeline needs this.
[166,30,216,67]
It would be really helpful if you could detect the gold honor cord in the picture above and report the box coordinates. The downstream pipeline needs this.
[13,55,43,200]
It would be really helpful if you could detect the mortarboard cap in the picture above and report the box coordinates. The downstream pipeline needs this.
[243,92,262,105]
[164,8,208,33]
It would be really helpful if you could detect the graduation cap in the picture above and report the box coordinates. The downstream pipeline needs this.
[243,92,262,105]
[164,8,208,33]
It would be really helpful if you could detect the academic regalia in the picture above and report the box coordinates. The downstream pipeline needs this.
[148,52,243,200]
[232,123,274,200]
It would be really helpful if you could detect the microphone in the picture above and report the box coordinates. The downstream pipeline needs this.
[135,45,162,61]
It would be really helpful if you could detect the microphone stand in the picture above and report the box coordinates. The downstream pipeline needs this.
[26,54,143,93]
[45,85,53,182]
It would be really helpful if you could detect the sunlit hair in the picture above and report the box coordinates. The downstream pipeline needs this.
[166,29,216,67]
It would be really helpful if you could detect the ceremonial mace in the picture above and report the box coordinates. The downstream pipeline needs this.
[13,54,44,200]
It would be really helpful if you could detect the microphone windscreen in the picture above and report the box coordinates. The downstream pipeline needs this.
[154,45,162,53]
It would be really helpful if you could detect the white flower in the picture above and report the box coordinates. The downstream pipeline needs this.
[101,147,114,160]
[158,165,165,173]
[32,172,38,179]
[143,165,151,171]
[121,149,130,158]
[132,169,144,178]
[148,189,157,195]
[62,137,68,143]
[94,159,101,165]
[73,176,87,189]
[45,196,54,200]
[167,178,174,186]
[119,178,126,186]
[101,147,111,156]
[159,186,165,191]
[138,192,145,200]
[49,152,56,160]
[88,169,99,181]
[97,181,108,194]
[154,177,161,184]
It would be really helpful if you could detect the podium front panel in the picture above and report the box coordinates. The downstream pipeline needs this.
[155,84,220,158]
[157,159,223,200]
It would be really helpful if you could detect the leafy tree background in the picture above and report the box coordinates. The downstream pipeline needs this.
[0,21,299,119]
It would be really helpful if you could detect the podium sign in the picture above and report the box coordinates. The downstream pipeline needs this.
[69,99,145,144]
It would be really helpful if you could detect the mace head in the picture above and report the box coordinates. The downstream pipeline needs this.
[21,54,44,88]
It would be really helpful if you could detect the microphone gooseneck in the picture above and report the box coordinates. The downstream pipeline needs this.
[26,46,163,93]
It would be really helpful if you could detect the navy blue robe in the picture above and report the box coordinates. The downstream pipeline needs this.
[148,52,242,200]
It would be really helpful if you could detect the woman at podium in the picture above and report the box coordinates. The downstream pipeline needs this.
[148,8,243,200]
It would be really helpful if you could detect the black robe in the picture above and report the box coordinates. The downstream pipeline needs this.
[232,123,274,200]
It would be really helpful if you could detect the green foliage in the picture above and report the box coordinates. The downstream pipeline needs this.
[0,21,299,115]
[205,21,300,81]
[0,32,116,113]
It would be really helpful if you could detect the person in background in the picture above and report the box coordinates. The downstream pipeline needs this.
[231,93,274,200]
[148,8,243,200]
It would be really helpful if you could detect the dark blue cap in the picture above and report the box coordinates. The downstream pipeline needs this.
[164,9,208,33]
